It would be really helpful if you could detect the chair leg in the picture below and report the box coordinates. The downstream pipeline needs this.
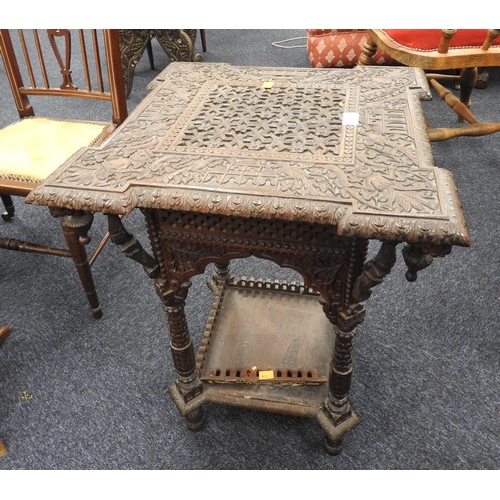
[200,29,207,52]
[475,68,489,89]
[57,212,103,318]
[1,194,15,221]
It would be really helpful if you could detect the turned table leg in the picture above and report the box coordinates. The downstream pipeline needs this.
[163,292,204,430]
[107,212,203,427]
[319,241,398,454]
[107,214,159,279]
[322,305,365,455]
[138,209,205,430]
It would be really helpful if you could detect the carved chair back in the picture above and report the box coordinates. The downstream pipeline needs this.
[0,29,128,125]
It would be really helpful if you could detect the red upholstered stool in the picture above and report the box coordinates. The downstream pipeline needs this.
[307,29,393,68]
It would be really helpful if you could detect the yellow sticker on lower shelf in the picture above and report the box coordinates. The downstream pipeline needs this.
[258,370,274,380]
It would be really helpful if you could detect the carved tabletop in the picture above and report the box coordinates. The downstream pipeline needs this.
[26,63,471,454]
[27,62,470,255]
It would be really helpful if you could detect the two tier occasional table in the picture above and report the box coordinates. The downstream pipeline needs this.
[27,63,471,454]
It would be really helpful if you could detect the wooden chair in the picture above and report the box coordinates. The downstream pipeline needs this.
[0,325,12,458]
[359,29,500,141]
[0,30,128,317]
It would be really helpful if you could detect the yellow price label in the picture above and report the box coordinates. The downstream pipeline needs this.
[258,370,274,380]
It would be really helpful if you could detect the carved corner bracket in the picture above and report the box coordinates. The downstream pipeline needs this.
[351,239,444,303]
[402,244,434,282]
[107,214,160,279]
[351,241,398,304]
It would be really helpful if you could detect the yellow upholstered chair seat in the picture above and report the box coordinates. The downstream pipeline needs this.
[0,117,109,182]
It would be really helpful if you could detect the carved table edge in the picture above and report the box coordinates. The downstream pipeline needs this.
[26,180,471,251]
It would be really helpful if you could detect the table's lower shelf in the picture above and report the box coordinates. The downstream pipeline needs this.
[169,278,360,445]
[199,278,334,385]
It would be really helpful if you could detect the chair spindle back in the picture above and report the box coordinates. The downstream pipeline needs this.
[0,29,127,125]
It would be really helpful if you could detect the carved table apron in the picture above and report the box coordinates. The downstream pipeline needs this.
[27,63,471,454]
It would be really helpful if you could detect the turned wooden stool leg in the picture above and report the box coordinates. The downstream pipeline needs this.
[475,68,489,89]
[458,67,478,123]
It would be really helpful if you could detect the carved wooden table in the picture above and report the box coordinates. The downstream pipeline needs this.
[27,63,471,454]
[118,29,201,97]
